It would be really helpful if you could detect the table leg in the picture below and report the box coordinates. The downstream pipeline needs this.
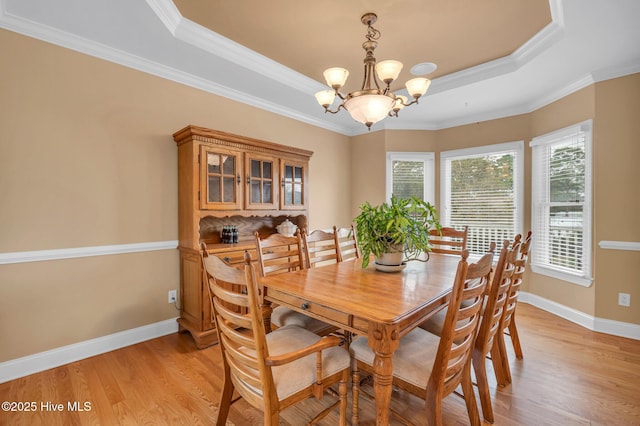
[261,300,273,334]
[369,323,400,425]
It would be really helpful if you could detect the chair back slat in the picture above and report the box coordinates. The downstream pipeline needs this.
[429,226,469,255]
[302,227,340,268]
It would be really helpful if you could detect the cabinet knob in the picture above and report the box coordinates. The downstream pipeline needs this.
[281,177,285,187]
[246,175,251,185]
[236,174,241,184]
[301,303,310,310]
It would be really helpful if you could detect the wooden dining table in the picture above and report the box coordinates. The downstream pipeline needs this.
[259,253,463,425]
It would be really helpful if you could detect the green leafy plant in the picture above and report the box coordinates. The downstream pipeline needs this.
[354,195,441,268]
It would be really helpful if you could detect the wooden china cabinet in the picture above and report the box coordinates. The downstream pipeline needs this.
[173,125,312,348]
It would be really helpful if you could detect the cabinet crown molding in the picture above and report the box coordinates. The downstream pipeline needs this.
[173,125,313,159]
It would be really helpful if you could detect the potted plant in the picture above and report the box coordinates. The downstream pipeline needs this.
[354,195,441,269]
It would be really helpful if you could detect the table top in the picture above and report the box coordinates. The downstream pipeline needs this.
[260,253,462,326]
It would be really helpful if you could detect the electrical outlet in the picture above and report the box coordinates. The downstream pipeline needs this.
[168,290,177,304]
[618,292,631,307]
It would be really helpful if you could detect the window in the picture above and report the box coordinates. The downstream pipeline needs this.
[530,120,592,286]
[441,141,523,256]
[386,152,435,204]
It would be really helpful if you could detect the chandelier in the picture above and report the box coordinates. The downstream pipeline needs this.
[314,13,431,130]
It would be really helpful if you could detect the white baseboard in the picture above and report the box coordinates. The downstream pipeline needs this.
[0,318,179,384]
[520,292,640,340]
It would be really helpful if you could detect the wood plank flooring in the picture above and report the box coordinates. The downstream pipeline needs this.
[1,303,639,425]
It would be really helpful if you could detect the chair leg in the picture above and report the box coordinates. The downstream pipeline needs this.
[351,359,360,426]
[424,386,442,426]
[509,314,524,359]
[490,332,511,387]
[339,370,348,426]
[461,361,481,426]
[216,368,234,426]
[472,350,494,423]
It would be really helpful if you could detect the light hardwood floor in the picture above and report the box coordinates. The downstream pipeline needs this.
[1,303,639,425]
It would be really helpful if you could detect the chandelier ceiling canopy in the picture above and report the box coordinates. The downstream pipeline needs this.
[314,13,432,130]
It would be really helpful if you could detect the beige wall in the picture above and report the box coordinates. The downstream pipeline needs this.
[592,74,640,323]
[1,27,638,363]
[0,30,351,361]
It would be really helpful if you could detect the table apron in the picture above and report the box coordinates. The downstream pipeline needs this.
[265,290,450,338]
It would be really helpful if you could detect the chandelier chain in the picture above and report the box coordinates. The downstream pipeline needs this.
[365,23,381,42]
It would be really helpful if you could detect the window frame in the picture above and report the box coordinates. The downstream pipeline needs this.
[385,152,435,204]
[440,141,524,256]
[530,120,593,287]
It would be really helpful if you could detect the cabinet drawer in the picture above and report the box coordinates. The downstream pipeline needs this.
[215,249,258,266]
[266,288,350,326]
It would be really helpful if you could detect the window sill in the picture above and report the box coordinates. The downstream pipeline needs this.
[531,264,593,287]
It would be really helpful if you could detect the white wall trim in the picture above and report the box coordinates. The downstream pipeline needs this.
[520,291,640,341]
[0,240,178,265]
[598,240,640,251]
[0,318,179,384]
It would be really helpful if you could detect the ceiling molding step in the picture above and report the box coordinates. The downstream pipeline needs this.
[144,0,181,35]
[147,0,323,96]
[527,74,596,113]
[421,1,565,96]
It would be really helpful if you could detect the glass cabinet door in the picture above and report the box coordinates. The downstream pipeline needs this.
[280,160,307,210]
[245,154,278,210]
[199,145,242,210]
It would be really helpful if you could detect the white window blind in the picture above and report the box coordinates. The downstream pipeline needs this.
[386,152,435,204]
[530,120,593,286]
[441,142,523,255]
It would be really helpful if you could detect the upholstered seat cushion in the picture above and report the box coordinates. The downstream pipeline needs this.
[350,328,443,389]
[271,306,336,334]
[239,325,350,400]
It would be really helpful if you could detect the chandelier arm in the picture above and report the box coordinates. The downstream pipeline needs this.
[400,97,421,108]
[323,103,347,115]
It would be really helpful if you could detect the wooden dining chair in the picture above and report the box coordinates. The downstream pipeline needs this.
[428,226,468,255]
[302,226,341,268]
[201,249,350,426]
[472,240,519,423]
[350,249,494,426]
[255,231,336,335]
[336,224,360,262]
[493,231,532,387]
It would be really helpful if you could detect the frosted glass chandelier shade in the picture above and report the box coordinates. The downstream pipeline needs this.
[344,94,395,127]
